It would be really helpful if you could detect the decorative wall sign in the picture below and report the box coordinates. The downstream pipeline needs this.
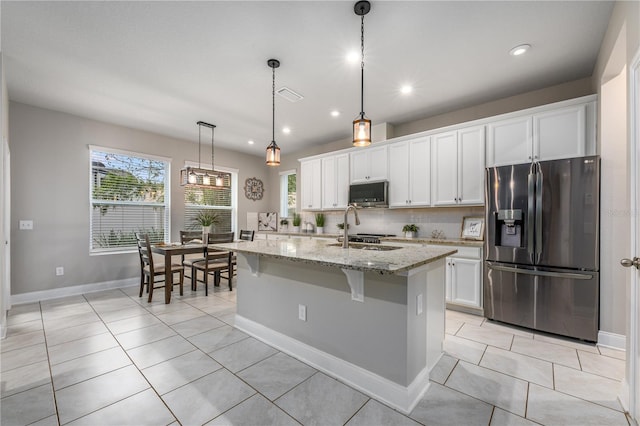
[244,177,264,201]
[258,212,278,231]
[461,216,485,240]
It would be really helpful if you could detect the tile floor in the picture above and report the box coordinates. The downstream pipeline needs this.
[1,285,631,426]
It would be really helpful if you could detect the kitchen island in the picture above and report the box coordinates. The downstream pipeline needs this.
[209,238,456,414]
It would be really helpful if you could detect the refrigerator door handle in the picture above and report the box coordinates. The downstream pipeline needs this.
[527,163,536,263]
[535,162,543,264]
[486,263,593,280]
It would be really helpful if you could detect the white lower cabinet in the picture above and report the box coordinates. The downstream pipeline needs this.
[443,246,483,310]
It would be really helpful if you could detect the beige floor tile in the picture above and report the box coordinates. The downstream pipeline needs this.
[490,407,538,425]
[446,361,528,416]
[126,334,196,369]
[430,354,458,384]
[44,321,109,347]
[577,350,626,381]
[598,345,626,360]
[456,323,514,350]
[7,303,41,325]
[208,393,298,426]
[96,305,150,323]
[526,383,628,425]
[1,342,48,372]
[170,314,226,337]
[445,317,464,335]
[142,350,222,395]
[446,309,485,326]
[42,311,101,332]
[347,399,420,426]
[115,323,177,350]
[1,330,45,353]
[481,320,534,339]
[0,383,56,426]
[443,334,487,364]
[534,333,599,354]
[105,312,162,335]
[48,333,119,365]
[7,318,43,336]
[409,382,493,426]
[510,335,580,369]
[553,364,624,411]
[210,336,278,373]
[155,306,206,325]
[0,360,51,398]
[479,345,553,388]
[188,325,249,353]
[51,347,132,390]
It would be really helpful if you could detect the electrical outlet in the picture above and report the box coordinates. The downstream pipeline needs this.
[55,267,64,276]
[298,304,307,321]
[416,293,423,315]
[19,220,33,230]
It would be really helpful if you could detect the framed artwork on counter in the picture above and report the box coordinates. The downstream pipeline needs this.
[461,216,484,240]
[258,212,278,231]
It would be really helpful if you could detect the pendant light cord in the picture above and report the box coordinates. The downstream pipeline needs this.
[198,123,202,169]
[210,125,215,170]
[272,64,276,142]
[360,13,365,117]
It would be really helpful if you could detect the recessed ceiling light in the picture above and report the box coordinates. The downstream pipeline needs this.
[331,110,340,117]
[509,44,531,56]
[247,140,254,145]
[401,85,413,94]
[282,127,291,134]
[346,51,359,63]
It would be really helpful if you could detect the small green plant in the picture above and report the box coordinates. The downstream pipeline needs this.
[280,218,289,226]
[315,213,325,227]
[402,224,419,233]
[292,213,302,227]
[192,210,220,228]
[336,222,350,230]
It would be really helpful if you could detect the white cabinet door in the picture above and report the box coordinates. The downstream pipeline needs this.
[445,257,453,302]
[486,116,532,167]
[432,131,458,206]
[458,126,485,205]
[322,154,349,210]
[300,159,322,210]
[450,257,482,308]
[350,145,388,183]
[534,104,586,162]
[388,142,410,207]
[408,137,431,206]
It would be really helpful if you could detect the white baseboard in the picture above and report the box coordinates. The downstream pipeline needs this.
[11,278,138,305]
[234,314,432,415]
[598,330,626,351]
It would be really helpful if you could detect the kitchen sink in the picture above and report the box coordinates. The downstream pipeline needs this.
[326,243,402,251]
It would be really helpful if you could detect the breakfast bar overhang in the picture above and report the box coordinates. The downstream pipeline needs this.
[211,239,456,414]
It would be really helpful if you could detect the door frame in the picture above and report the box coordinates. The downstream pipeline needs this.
[628,46,640,424]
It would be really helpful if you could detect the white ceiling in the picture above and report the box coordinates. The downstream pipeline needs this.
[1,1,614,157]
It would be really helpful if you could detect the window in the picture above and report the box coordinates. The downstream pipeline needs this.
[90,146,170,253]
[184,164,237,234]
[280,170,296,219]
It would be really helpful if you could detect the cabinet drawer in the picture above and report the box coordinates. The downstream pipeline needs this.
[428,245,481,259]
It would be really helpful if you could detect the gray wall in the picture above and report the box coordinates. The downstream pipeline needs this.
[9,102,272,295]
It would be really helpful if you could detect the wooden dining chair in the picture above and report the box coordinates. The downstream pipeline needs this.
[180,230,205,282]
[191,232,234,294]
[135,232,184,303]
[228,229,255,278]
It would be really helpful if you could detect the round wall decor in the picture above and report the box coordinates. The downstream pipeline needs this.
[244,177,264,201]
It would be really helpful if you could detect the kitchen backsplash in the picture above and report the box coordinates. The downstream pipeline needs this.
[298,206,484,239]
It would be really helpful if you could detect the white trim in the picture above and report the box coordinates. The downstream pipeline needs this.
[234,314,433,415]
[11,278,138,305]
[88,144,172,163]
[597,330,627,351]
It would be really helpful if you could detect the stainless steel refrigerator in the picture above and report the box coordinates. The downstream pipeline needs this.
[484,156,600,342]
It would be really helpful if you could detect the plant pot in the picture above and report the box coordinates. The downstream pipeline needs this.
[292,226,300,233]
[202,225,212,242]
[404,231,415,239]
[316,227,324,234]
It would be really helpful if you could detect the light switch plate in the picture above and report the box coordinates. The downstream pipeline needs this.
[19,220,33,230]
[298,304,307,321]
[416,294,423,315]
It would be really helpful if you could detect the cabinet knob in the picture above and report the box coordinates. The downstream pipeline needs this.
[528,156,532,160]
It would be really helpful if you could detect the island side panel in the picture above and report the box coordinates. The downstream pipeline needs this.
[236,254,412,386]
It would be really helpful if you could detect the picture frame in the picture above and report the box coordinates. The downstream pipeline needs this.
[461,216,485,240]
[258,212,278,232]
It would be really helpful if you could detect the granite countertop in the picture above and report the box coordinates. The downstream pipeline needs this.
[209,238,456,274]
[258,231,342,238]
[381,237,485,247]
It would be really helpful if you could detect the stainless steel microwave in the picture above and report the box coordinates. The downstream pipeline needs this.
[349,181,388,208]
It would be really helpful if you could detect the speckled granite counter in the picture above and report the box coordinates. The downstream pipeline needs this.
[210,238,456,274]
[381,237,484,247]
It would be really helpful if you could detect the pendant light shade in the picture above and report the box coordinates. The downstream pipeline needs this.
[266,59,281,166]
[180,121,231,188]
[353,0,372,147]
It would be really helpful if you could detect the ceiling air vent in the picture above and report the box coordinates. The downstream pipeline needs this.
[276,86,304,103]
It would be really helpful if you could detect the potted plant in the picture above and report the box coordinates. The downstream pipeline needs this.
[192,210,220,240]
[336,222,350,231]
[279,218,289,231]
[315,213,325,234]
[402,224,419,239]
[292,213,302,233]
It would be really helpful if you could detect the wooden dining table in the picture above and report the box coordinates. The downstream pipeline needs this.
[151,243,210,304]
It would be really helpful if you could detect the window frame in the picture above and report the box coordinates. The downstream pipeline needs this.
[88,145,172,255]
[279,169,296,219]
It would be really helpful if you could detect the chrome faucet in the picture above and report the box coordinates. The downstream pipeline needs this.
[342,204,361,248]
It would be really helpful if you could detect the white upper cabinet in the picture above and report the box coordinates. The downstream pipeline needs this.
[321,153,350,210]
[350,145,388,183]
[300,158,322,210]
[388,136,430,207]
[487,100,595,167]
[432,126,485,206]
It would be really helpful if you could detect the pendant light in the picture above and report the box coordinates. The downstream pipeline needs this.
[353,0,371,147]
[180,121,230,188]
[266,58,281,166]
